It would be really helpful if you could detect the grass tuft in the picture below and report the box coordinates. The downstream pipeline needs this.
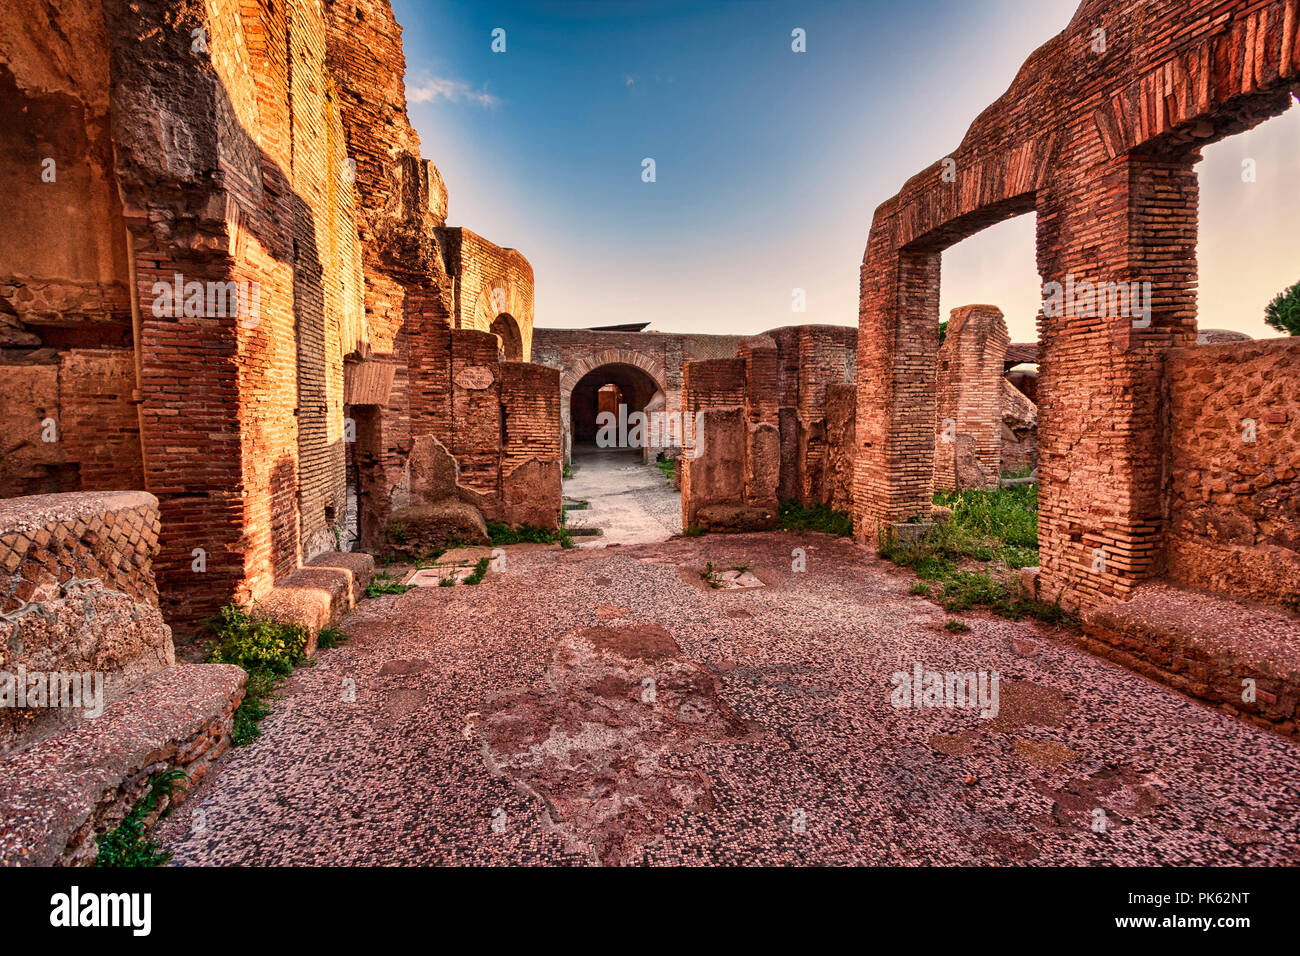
[882,485,1079,628]
[778,501,853,537]
[365,571,414,599]
[655,455,676,485]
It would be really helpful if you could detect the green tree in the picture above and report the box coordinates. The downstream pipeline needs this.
[1265,280,1300,336]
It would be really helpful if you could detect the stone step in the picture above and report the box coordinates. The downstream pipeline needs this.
[250,551,375,652]
[0,662,245,866]
[1081,583,1300,736]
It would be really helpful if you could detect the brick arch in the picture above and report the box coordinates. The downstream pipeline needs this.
[490,312,523,361]
[469,280,531,352]
[559,348,668,399]
[558,349,669,461]
[855,0,1300,613]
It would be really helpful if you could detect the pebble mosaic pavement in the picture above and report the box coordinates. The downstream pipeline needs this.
[157,533,1300,866]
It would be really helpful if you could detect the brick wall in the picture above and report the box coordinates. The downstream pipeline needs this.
[825,383,857,515]
[855,0,1300,611]
[438,227,535,361]
[680,326,858,527]
[1164,338,1300,609]
[1,0,556,631]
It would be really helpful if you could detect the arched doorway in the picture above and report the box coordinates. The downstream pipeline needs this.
[570,363,664,454]
[491,313,523,361]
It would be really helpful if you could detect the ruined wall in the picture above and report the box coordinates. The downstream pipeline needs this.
[0,350,142,498]
[825,383,857,516]
[933,305,1011,492]
[326,0,558,550]
[532,328,744,461]
[1001,378,1039,475]
[856,0,1300,610]
[0,0,558,626]
[680,325,857,531]
[438,227,535,361]
[0,2,140,502]
[0,491,172,755]
[680,360,750,530]
[501,362,562,529]
[1164,338,1300,609]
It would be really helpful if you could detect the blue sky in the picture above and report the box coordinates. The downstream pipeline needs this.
[392,0,1300,342]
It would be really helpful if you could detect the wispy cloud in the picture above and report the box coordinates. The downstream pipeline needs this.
[407,75,501,108]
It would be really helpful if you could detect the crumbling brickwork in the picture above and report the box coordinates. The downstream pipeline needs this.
[0,0,561,630]
[438,227,535,361]
[1164,338,1300,609]
[933,306,1010,492]
[855,0,1300,612]
[680,326,858,530]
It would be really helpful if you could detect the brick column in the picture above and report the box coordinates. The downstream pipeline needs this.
[1034,150,1199,608]
[854,234,941,541]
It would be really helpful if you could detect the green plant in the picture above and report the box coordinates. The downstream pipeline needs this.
[1265,279,1300,336]
[563,461,572,479]
[206,605,308,678]
[656,456,676,485]
[464,556,491,586]
[95,769,188,867]
[701,562,721,589]
[205,605,313,746]
[365,572,414,598]
[484,519,576,550]
[683,523,705,537]
[778,501,853,537]
[944,618,970,633]
[316,626,348,650]
[878,485,1080,630]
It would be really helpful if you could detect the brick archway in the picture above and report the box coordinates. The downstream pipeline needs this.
[855,0,1300,612]
[491,313,523,361]
[469,279,533,360]
[559,348,669,461]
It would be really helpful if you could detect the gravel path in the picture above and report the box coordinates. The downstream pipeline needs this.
[562,446,681,546]
[157,533,1300,866]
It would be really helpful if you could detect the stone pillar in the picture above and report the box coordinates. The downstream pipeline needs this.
[933,305,1010,492]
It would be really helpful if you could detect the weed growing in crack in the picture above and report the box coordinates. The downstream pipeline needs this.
[205,604,312,746]
[95,768,189,867]
[464,556,491,585]
[365,571,414,599]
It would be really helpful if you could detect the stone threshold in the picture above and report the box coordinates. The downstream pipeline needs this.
[250,551,375,653]
[1079,582,1300,737]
